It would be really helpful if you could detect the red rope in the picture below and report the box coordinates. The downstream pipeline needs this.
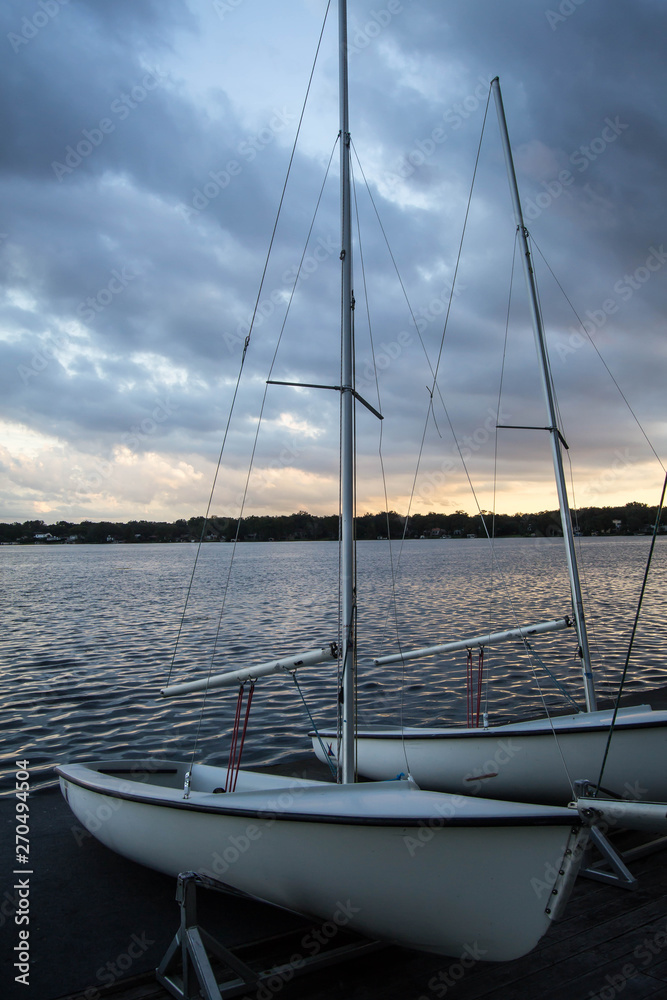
[231,682,255,792]
[466,647,485,727]
[476,647,484,727]
[225,684,245,791]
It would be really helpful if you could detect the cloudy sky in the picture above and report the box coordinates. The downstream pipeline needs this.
[1,0,665,524]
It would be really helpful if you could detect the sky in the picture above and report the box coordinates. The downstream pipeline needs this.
[1,0,666,524]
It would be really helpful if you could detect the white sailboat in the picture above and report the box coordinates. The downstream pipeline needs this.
[56,7,592,963]
[313,77,667,806]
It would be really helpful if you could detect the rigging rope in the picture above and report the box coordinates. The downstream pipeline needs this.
[225,684,245,789]
[163,1,335,774]
[477,647,484,726]
[595,471,667,795]
[466,647,486,728]
[351,143,437,386]
[350,89,582,734]
[225,682,255,792]
[349,152,413,774]
[292,673,337,779]
[525,237,605,691]
[483,230,520,717]
[399,89,505,559]
[530,238,666,474]
[199,136,337,770]
[523,640,582,711]
[405,86,585,735]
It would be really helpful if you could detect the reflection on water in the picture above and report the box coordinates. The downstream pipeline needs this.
[1,537,665,793]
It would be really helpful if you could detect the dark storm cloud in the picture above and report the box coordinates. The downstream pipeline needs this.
[0,0,665,521]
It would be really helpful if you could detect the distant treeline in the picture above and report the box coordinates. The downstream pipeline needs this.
[0,502,663,545]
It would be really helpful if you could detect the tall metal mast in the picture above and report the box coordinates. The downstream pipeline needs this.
[491,77,597,713]
[338,0,356,781]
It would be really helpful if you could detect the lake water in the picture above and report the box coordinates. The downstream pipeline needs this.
[1,536,665,795]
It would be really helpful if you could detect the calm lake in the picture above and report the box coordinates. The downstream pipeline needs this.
[1,536,665,795]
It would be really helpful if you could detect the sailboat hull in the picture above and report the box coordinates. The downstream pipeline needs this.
[56,759,586,961]
[312,707,667,804]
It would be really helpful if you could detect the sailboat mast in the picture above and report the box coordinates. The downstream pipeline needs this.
[491,77,597,713]
[338,0,356,782]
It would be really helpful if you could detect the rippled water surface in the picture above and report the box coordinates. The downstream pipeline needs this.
[1,537,665,793]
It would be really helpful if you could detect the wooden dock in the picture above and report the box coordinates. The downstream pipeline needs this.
[54,831,667,1000]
